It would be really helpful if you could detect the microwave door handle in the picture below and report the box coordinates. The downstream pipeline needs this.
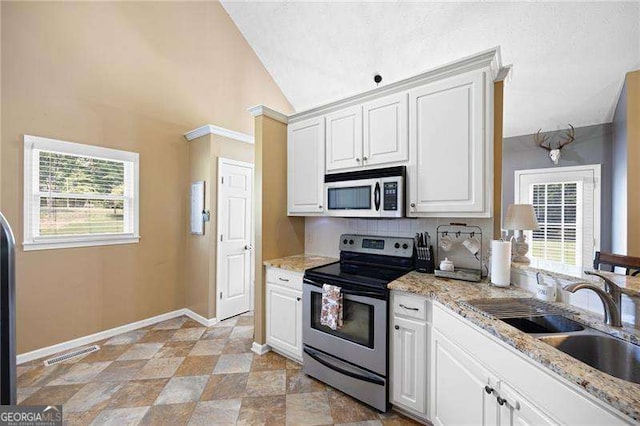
[374,182,381,211]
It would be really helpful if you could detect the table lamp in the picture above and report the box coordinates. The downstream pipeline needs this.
[503,204,540,264]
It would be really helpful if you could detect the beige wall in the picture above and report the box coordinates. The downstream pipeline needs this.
[185,134,254,320]
[626,70,640,256]
[253,115,305,344]
[2,1,291,353]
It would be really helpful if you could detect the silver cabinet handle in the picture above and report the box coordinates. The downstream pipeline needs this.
[399,304,419,311]
[279,277,289,282]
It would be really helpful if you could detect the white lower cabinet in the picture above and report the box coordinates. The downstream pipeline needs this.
[265,267,303,361]
[390,292,430,420]
[496,380,554,426]
[431,329,498,426]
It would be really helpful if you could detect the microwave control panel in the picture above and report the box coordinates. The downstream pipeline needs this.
[383,182,398,211]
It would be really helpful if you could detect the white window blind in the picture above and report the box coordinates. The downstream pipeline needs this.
[23,135,139,250]
[515,165,600,277]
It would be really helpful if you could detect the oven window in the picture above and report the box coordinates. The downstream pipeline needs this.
[310,292,374,348]
[327,186,371,210]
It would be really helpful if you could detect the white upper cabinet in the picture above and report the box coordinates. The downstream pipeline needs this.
[408,69,491,217]
[363,92,409,167]
[325,105,363,172]
[288,117,325,215]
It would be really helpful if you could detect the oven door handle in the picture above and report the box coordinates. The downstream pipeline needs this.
[374,182,381,211]
[304,279,385,299]
[304,347,385,386]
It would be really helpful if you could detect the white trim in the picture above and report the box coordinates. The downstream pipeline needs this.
[183,124,254,144]
[251,342,271,356]
[495,65,512,83]
[17,308,216,364]
[247,105,289,124]
[23,135,140,251]
[183,309,218,328]
[216,158,255,321]
[288,47,502,123]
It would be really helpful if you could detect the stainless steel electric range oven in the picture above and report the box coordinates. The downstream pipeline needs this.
[302,234,414,412]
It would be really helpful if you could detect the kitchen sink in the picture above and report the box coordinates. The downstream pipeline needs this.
[501,315,585,334]
[540,334,640,385]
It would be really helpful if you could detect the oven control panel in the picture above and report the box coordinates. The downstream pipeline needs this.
[339,234,414,258]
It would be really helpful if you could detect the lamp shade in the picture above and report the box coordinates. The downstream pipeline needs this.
[504,204,540,231]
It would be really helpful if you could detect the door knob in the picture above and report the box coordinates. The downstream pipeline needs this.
[244,244,253,250]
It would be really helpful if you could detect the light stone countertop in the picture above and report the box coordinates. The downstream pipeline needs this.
[388,271,640,422]
[263,254,338,274]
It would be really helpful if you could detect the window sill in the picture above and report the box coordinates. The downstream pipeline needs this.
[23,235,140,251]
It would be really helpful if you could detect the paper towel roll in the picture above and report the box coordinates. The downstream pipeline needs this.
[491,240,512,287]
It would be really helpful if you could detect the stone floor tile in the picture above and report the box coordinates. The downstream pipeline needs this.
[337,421,384,426]
[153,341,196,359]
[188,399,242,425]
[201,327,233,340]
[104,330,147,345]
[154,375,209,405]
[200,373,249,401]
[189,339,226,356]
[286,358,302,370]
[175,355,218,377]
[117,343,164,361]
[213,353,253,374]
[64,381,123,413]
[245,370,286,396]
[80,344,132,363]
[286,392,333,425]
[17,365,34,377]
[153,317,187,330]
[18,364,73,388]
[172,327,206,341]
[327,388,379,423]
[251,352,287,371]
[138,330,178,344]
[90,406,149,426]
[236,316,254,326]
[215,317,238,328]
[286,368,326,394]
[229,325,254,340]
[64,409,101,426]
[139,402,196,425]
[380,416,425,425]
[48,361,112,385]
[108,378,169,408]
[17,387,39,404]
[93,360,147,382]
[134,357,184,380]
[221,338,253,354]
[181,319,205,329]
[237,395,286,425]
[20,384,84,406]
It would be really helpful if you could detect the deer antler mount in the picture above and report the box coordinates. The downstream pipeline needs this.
[534,124,575,165]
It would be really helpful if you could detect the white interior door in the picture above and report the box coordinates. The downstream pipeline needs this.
[217,158,254,321]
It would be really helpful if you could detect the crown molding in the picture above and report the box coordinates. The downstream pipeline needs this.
[289,46,504,123]
[248,105,289,124]
[495,65,513,83]
[183,125,254,144]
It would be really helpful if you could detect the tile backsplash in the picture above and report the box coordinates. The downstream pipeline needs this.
[305,217,494,271]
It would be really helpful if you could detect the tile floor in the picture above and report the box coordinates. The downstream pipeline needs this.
[17,313,422,425]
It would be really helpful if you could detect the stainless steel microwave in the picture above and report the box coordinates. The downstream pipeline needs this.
[324,166,405,218]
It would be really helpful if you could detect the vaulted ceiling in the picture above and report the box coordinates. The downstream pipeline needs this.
[221,1,639,137]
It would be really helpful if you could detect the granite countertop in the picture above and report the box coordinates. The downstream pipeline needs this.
[264,254,337,273]
[389,271,640,422]
[512,262,640,298]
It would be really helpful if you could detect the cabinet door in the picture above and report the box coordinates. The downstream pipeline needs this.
[266,283,302,358]
[497,381,555,426]
[363,92,408,167]
[391,315,427,414]
[408,70,488,216]
[288,117,325,214]
[326,105,363,172]
[431,329,498,426]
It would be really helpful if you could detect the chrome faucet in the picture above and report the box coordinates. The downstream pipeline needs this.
[563,271,623,327]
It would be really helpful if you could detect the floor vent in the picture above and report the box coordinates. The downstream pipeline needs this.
[44,345,100,366]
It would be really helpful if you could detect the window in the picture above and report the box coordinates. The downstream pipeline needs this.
[515,165,600,276]
[23,135,139,250]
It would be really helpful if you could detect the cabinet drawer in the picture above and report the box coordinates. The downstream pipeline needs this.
[266,267,303,291]
[393,292,428,321]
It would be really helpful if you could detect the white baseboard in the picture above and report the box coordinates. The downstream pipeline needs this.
[184,309,217,327]
[251,342,271,356]
[17,308,217,365]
